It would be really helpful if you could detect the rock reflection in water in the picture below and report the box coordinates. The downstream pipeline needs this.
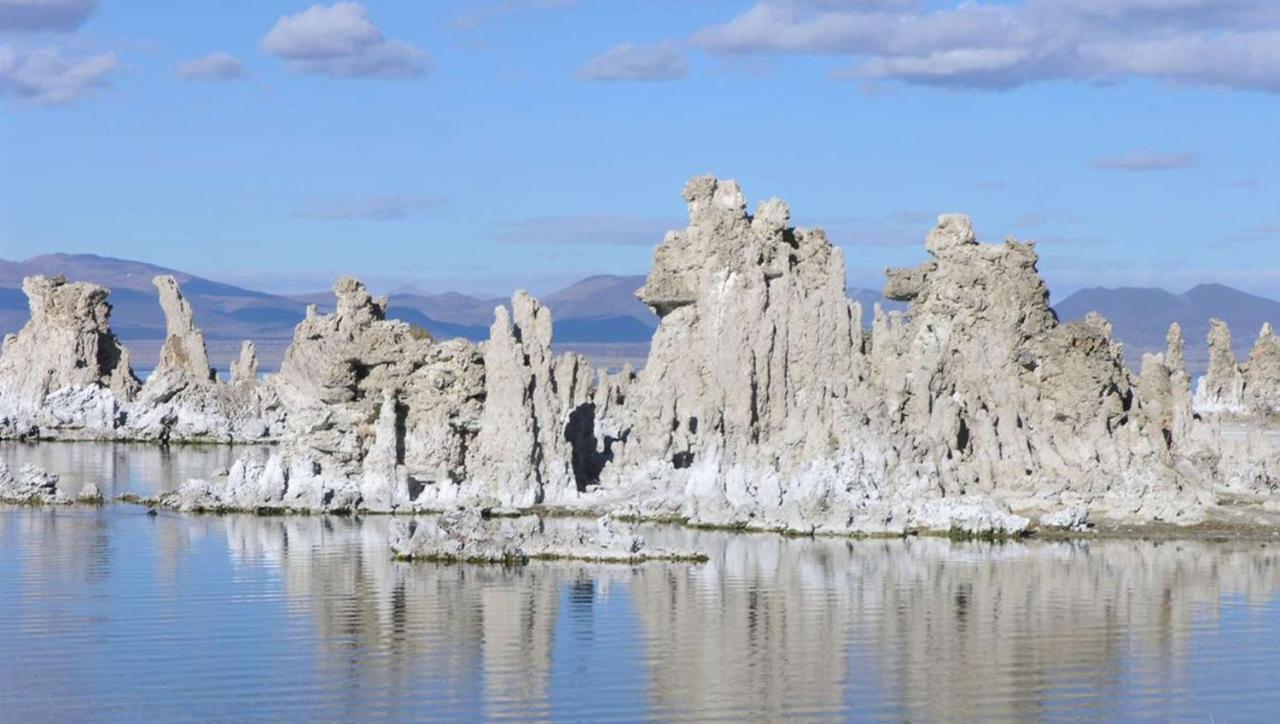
[209,518,1280,720]
[0,440,271,498]
[4,442,1280,720]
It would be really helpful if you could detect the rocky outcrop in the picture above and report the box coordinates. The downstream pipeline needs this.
[0,461,71,505]
[468,293,595,506]
[1195,319,1245,413]
[0,274,283,442]
[150,275,216,387]
[601,176,872,531]
[389,510,706,564]
[1164,323,1195,445]
[9,175,1280,539]
[230,341,259,385]
[148,453,360,513]
[1243,323,1280,415]
[260,276,485,511]
[579,177,1201,533]
[125,276,284,443]
[0,275,139,437]
[874,215,1198,524]
[0,275,140,402]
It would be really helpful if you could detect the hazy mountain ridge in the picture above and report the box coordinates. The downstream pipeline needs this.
[1054,283,1280,372]
[0,256,662,368]
[4,254,1274,376]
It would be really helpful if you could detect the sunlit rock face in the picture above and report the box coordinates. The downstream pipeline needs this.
[599,175,890,533]
[0,275,139,436]
[467,292,594,506]
[149,275,216,388]
[262,276,485,510]
[125,275,285,443]
[876,214,1199,523]
[587,176,1200,532]
[9,176,1280,534]
[230,341,259,385]
[1196,318,1246,413]
[0,275,140,403]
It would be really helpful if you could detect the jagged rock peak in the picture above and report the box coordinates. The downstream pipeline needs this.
[1198,318,1245,411]
[0,274,139,402]
[925,213,977,257]
[230,341,259,385]
[1244,323,1280,414]
[1165,322,1186,375]
[621,174,862,495]
[153,275,215,383]
[334,276,389,329]
[470,291,593,505]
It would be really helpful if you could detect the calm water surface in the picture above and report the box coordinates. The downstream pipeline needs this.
[4,442,1280,721]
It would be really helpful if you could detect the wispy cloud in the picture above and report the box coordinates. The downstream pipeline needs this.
[690,0,1280,93]
[498,214,680,245]
[295,194,447,221]
[1222,222,1280,244]
[176,52,246,82]
[1089,151,1198,172]
[262,2,427,79]
[0,0,95,32]
[0,45,116,106]
[579,41,688,81]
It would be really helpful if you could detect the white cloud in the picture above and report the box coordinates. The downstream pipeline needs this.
[579,41,688,82]
[691,0,1280,93]
[176,52,246,82]
[0,0,95,32]
[1090,151,1198,172]
[296,194,447,221]
[0,45,115,106]
[261,2,426,79]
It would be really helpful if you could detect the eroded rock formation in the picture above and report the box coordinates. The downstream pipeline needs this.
[1196,319,1245,413]
[0,461,71,505]
[126,276,283,443]
[252,276,485,511]
[230,341,259,385]
[151,275,216,386]
[389,510,705,564]
[1244,324,1280,415]
[0,275,139,436]
[8,175,1280,538]
[468,292,595,506]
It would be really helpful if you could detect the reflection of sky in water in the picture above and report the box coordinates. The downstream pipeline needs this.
[3,444,1280,720]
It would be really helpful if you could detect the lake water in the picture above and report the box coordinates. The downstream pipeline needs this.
[4,442,1280,721]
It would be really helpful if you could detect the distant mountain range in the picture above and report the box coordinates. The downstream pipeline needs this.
[1053,284,1280,372]
[2,253,1276,375]
[0,254,662,370]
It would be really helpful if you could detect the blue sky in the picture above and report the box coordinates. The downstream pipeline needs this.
[1,0,1278,298]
